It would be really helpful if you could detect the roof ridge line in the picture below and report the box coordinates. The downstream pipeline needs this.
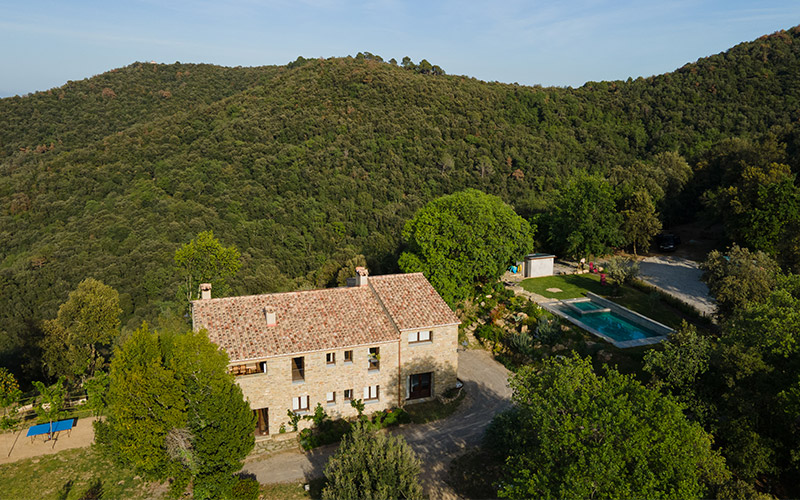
[366,279,402,338]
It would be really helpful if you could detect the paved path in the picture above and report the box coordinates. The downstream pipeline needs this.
[243,349,512,499]
[639,256,716,317]
[0,417,96,465]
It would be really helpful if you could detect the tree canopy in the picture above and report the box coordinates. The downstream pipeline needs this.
[174,230,241,303]
[41,278,121,380]
[545,174,622,258]
[399,189,533,305]
[700,245,780,319]
[95,323,254,499]
[486,356,727,499]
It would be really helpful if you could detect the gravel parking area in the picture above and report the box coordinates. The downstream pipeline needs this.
[639,256,716,317]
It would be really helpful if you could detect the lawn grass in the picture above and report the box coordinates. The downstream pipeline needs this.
[520,273,605,299]
[404,387,466,424]
[0,447,166,500]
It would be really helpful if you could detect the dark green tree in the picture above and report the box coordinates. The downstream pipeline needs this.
[167,329,255,499]
[174,231,241,303]
[399,189,534,305]
[321,422,423,500]
[546,175,622,258]
[41,278,121,380]
[488,356,728,499]
[643,322,712,421]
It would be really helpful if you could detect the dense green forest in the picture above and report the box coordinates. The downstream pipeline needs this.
[3,26,800,387]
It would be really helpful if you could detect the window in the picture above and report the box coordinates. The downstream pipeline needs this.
[291,395,309,411]
[258,361,268,373]
[326,352,335,365]
[408,372,432,400]
[408,330,432,344]
[326,391,336,404]
[253,407,269,436]
[344,350,353,363]
[364,385,380,401]
[230,364,260,376]
[368,347,380,371]
[344,389,353,401]
[292,357,305,382]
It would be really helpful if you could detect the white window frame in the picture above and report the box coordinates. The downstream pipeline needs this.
[326,352,336,365]
[292,395,309,411]
[363,385,379,401]
[326,391,336,404]
[408,330,432,344]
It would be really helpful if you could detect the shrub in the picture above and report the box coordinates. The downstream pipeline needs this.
[604,256,640,286]
[231,476,260,500]
[322,422,423,500]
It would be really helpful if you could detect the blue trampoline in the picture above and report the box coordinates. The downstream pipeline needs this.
[26,418,75,442]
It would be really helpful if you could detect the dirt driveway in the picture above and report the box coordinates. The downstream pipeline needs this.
[242,349,512,499]
[639,255,716,317]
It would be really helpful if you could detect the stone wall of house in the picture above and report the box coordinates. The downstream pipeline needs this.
[235,324,459,436]
[399,324,459,405]
[236,339,400,435]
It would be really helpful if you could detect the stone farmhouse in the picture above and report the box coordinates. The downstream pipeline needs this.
[191,268,460,436]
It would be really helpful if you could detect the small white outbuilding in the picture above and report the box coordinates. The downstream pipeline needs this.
[523,253,555,278]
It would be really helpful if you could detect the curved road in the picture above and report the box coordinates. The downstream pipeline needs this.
[242,349,512,499]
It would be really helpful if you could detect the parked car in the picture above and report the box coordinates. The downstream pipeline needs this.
[656,233,681,252]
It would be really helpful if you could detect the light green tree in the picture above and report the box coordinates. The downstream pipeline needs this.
[41,278,121,380]
[95,323,254,499]
[487,356,728,499]
[0,368,22,424]
[32,377,68,425]
[322,422,423,500]
[174,230,241,302]
[399,189,534,305]
[701,245,780,319]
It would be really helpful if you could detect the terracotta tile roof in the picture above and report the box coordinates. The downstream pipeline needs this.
[192,272,459,362]
[192,285,397,362]
[369,273,461,331]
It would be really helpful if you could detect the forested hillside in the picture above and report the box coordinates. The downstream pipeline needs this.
[3,27,800,382]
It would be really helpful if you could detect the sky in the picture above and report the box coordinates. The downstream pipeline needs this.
[1,0,799,97]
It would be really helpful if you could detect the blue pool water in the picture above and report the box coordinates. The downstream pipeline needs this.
[558,306,662,342]
[571,300,604,312]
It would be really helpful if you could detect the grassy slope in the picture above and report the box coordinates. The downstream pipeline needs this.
[0,448,167,500]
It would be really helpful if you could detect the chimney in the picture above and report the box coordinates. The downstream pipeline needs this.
[199,283,212,300]
[264,307,277,327]
[355,266,369,286]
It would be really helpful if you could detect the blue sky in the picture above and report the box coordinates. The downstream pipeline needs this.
[1,0,799,97]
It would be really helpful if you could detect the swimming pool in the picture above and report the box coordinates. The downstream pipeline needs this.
[543,293,671,348]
